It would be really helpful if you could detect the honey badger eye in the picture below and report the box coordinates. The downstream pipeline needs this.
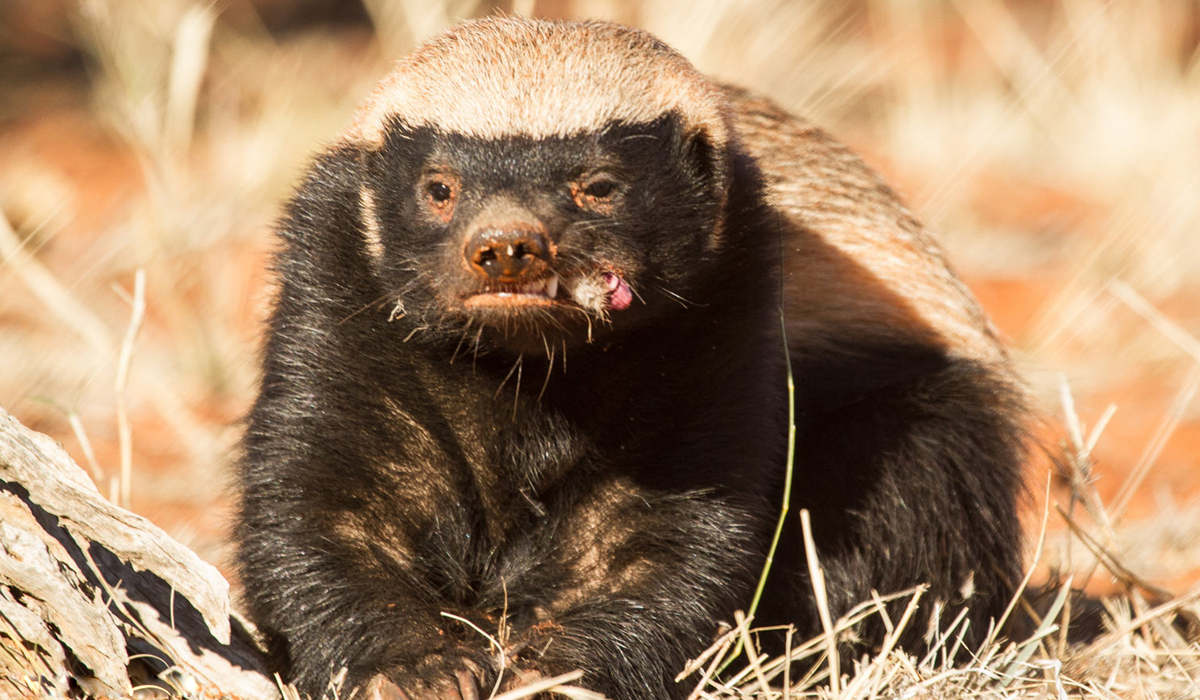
[423,176,458,223]
[583,181,616,198]
[571,176,621,212]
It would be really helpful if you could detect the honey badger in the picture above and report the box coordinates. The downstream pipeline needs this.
[235,17,1026,700]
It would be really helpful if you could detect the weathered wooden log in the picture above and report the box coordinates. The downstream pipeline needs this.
[0,407,277,699]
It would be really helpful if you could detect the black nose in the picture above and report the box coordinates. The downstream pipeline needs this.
[466,227,552,281]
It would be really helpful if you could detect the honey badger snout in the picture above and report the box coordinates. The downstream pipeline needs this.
[467,228,551,281]
[464,204,553,282]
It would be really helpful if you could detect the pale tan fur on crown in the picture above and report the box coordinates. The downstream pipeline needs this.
[727,88,1006,366]
[344,17,730,147]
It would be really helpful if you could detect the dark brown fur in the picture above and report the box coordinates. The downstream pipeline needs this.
[235,18,1026,700]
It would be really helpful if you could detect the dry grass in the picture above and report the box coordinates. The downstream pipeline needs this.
[1,0,1198,697]
[673,382,1200,700]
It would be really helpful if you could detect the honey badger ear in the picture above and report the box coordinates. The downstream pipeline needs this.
[683,126,725,192]
[676,123,734,251]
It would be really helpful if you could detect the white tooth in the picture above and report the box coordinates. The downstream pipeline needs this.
[547,276,558,298]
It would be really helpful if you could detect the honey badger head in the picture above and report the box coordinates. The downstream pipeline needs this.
[343,18,739,352]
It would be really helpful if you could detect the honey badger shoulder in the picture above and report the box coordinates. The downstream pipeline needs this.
[234,17,1025,700]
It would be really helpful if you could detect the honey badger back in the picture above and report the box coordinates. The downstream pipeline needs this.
[234,18,1025,700]
[733,89,1025,657]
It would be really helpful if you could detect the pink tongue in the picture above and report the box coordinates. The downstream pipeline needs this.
[603,272,633,311]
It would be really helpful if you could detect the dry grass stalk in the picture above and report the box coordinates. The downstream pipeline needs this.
[164,5,215,156]
[115,269,146,509]
[800,509,840,695]
[488,670,605,700]
[0,211,114,356]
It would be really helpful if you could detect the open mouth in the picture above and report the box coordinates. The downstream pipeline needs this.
[463,276,561,309]
[463,272,632,313]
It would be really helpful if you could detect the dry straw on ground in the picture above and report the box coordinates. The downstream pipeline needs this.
[1,0,1198,698]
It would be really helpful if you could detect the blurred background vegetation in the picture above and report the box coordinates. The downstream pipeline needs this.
[0,0,1197,598]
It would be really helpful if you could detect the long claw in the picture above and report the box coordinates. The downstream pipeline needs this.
[456,669,481,700]
[369,677,412,700]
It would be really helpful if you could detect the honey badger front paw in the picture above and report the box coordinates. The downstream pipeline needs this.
[370,672,480,700]
[372,658,490,700]
[371,663,549,700]
[369,675,473,700]
[440,662,547,698]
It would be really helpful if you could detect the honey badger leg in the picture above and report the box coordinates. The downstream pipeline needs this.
[761,350,1026,656]
[499,491,763,700]
[236,506,491,698]
[240,469,762,699]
